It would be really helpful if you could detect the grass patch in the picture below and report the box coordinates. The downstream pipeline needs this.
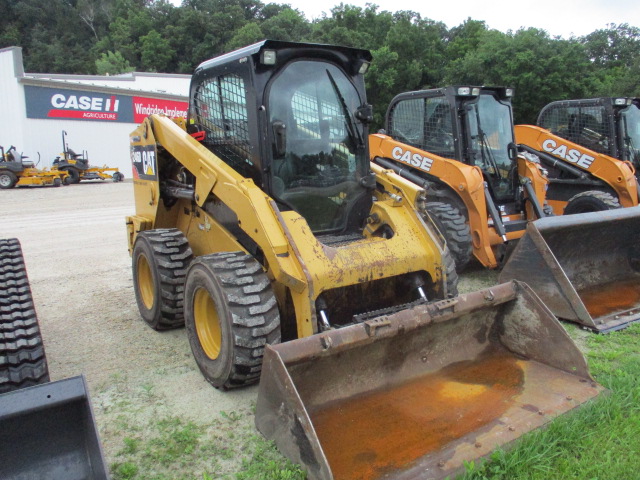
[459,323,640,479]
[110,409,303,480]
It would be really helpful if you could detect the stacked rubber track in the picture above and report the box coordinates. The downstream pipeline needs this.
[0,238,49,393]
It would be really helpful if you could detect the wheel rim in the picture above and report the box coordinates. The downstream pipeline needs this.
[136,255,155,310]
[193,287,222,360]
[0,174,11,187]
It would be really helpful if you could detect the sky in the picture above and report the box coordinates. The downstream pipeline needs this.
[276,0,640,38]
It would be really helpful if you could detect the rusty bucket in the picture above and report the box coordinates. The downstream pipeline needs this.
[255,281,602,480]
[500,207,640,332]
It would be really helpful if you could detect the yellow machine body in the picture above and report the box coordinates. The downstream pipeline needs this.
[127,115,450,338]
[16,167,68,186]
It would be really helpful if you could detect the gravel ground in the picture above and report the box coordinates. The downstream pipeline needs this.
[0,181,257,476]
[0,181,499,477]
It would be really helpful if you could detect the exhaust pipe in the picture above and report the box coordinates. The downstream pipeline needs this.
[255,281,602,480]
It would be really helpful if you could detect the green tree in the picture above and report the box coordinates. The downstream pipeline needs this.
[446,18,488,60]
[140,30,174,72]
[95,50,134,75]
[365,46,400,128]
[583,23,640,68]
[444,28,595,123]
[226,23,264,51]
[260,8,310,41]
[582,23,640,97]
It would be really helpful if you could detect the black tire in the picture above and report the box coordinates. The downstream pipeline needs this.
[132,229,193,330]
[0,238,50,393]
[64,168,80,184]
[53,177,62,187]
[442,245,459,298]
[113,172,124,182]
[184,252,281,390]
[563,191,620,214]
[0,171,17,189]
[424,202,473,272]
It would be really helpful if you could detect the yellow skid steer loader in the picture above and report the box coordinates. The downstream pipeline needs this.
[126,41,602,479]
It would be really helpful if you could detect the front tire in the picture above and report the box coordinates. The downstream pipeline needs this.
[0,171,17,189]
[184,252,281,389]
[0,238,50,393]
[64,168,81,184]
[563,191,620,214]
[132,229,193,330]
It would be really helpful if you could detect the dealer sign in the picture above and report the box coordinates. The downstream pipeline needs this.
[24,86,188,124]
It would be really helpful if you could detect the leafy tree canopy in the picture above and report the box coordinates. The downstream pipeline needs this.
[0,1,636,125]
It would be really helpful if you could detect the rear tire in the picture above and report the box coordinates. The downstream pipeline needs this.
[0,238,50,393]
[132,229,193,330]
[53,177,62,187]
[112,172,124,182]
[424,202,472,272]
[0,171,17,189]
[184,252,281,389]
[563,191,620,214]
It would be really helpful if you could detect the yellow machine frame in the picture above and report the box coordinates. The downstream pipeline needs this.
[127,116,450,338]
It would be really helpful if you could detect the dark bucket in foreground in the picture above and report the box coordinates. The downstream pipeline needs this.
[500,207,640,332]
[255,281,603,480]
[0,375,108,480]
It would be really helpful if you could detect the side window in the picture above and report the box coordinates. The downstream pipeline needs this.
[539,105,570,135]
[573,106,609,154]
[389,96,454,158]
[423,96,454,157]
[541,105,609,154]
[389,99,425,146]
[193,74,253,177]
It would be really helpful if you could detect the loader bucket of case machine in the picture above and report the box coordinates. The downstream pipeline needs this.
[255,281,603,480]
[500,207,640,333]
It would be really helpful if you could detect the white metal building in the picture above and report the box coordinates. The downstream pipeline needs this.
[0,46,190,175]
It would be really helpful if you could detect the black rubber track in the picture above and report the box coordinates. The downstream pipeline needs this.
[0,238,50,393]
[132,229,194,330]
[425,202,473,272]
[563,190,620,214]
[185,252,281,390]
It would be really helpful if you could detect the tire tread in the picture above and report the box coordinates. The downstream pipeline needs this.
[134,229,193,329]
[191,252,280,389]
